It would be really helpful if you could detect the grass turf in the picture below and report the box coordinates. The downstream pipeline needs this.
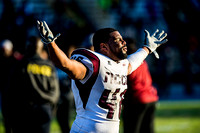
[154,100,200,133]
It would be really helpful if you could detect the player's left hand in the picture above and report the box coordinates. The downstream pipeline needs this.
[144,29,168,59]
[37,20,61,44]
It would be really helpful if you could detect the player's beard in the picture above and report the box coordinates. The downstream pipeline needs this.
[111,46,127,60]
[117,49,127,60]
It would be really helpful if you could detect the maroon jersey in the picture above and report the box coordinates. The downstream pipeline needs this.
[126,61,158,103]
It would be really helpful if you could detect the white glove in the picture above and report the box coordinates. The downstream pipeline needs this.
[37,20,61,44]
[144,29,168,59]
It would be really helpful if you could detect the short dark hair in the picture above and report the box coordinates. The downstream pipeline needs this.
[92,28,117,51]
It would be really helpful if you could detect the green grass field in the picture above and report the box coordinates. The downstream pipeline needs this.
[154,100,200,133]
[1,100,200,133]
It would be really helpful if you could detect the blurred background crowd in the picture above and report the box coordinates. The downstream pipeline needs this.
[0,0,199,99]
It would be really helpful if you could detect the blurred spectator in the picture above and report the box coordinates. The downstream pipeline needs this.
[56,44,76,133]
[8,36,60,133]
[123,38,159,133]
[0,39,20,133]
[56,68,72,133]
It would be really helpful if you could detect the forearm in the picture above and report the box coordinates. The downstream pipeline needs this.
[128,47,149,74]
[37,21,87,80]
[47,42,68,67]
[47,41,87,80]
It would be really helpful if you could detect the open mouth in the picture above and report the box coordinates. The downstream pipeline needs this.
[121,46,127,52]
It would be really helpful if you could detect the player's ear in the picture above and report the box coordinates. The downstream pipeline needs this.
[100,43,109,52]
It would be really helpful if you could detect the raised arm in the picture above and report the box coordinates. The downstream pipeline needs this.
[128,29,168,74]
[37,20,87,80]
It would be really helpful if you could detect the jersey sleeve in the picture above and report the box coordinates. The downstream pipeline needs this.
[71,49,100,84]
[128,48,148,74]
[71,52,93,84]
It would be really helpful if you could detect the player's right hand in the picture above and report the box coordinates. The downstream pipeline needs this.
[37,20,61,44]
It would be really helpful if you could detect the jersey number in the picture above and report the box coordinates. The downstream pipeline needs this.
[98,89,126,119]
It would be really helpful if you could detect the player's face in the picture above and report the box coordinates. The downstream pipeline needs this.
[107,31,127,60]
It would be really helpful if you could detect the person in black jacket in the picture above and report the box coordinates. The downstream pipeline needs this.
[8,36,60,133]
[0,39,20,133]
